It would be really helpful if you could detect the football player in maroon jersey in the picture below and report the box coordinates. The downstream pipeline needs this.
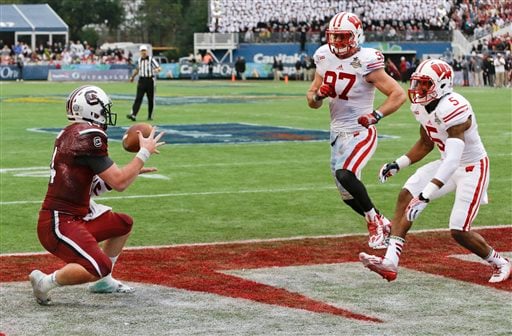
[29,85,165,305]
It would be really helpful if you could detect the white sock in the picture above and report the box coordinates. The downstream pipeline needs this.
[484,249,508,266]
[384,236,406,267]
[40,271,61,292]
[109,255,119,269]
[364,208,378,222]
[100,255,120,283]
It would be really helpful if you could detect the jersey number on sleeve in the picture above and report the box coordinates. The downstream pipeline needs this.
[324,70,356,100]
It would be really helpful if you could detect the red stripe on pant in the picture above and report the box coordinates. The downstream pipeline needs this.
[343,127,376,172]
[463,157,489,231]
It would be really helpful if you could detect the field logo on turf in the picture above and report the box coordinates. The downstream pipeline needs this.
[30,123,398,145]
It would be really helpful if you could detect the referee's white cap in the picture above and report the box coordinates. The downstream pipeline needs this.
[139,45,148,51]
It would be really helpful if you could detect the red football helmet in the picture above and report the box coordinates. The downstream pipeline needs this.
[326,12,364,59]
[408,59,454,105]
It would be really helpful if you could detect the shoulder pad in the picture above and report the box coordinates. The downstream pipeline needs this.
[359,48,385,74]
[436,93,471,128]
[313,45,330,65]
[74,124,109,157]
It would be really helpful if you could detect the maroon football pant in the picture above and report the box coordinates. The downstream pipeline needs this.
[37,209,133,277]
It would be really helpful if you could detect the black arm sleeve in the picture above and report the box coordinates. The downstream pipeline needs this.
[75,155,114,175]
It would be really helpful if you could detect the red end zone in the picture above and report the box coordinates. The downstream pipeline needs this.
[1,227,510,321]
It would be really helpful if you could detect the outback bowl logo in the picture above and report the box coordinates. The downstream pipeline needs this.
[93,136,102,148]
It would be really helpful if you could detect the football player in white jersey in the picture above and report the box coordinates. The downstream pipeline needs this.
[359,59,510,283]
[306,12,406,249]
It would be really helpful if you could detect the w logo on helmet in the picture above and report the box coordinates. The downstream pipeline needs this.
[431,63,452,80]
[348,15,362,29]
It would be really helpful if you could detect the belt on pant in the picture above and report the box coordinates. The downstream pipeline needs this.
[331,130,361,146]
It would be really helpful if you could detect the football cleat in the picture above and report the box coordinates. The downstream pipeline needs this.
[367,214,391,249]
[489,258,511,283]
[89,277,135,294]
[359,252,398,282]
[29,270,52,305]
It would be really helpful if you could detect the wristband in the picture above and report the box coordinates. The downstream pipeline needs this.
[421,181,439,200]
[373,109,384,120]
[395,155,411,169]
[136,147,151,163]
[313,93,323,102]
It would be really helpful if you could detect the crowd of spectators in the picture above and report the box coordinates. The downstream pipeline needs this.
[1,1,510,68]
[451,51,512,88]
[0,39,132,66]
[383,50,512,88]
[453,0,511,40]
[210,0,511,43]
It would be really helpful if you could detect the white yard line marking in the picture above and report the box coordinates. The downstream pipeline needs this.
[0,184,401,205]
[1,224,510,257]
[449,252,512,265]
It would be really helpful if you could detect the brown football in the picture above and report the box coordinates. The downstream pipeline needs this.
[122,122,153,152]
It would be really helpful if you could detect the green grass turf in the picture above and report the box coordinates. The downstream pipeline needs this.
[0,80,510,253]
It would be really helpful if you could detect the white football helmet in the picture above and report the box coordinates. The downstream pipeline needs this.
[408,59,454,105]
[66,85,116,128]
[326,12,364,59]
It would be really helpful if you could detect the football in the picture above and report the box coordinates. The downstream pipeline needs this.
[122,122,153,152]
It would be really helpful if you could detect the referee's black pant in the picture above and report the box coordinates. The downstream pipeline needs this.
[131,77,156,119]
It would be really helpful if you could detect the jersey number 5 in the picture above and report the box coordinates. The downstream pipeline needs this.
[323,70,356,100]
[424,125,445,151]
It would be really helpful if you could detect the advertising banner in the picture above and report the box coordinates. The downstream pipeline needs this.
[0,66,21,81]
[48,69,130,82]
[157,62,277,80]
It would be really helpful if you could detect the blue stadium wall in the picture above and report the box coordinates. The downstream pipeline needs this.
[0,42,450,81]
[231,41,450,63]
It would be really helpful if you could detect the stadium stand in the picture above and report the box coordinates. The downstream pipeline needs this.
[208,0,510,43]
[0,0,510,87]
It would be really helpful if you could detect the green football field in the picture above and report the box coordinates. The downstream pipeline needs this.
[1,80,511,336]
[0,80,510,253]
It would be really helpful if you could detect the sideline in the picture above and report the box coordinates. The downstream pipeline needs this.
[1,224,510,257]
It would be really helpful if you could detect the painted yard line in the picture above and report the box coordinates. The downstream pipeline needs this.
[0,184,400,205]
[0,166,48,173]
[1,224,510,257]
[450,252,512,265]
[2,152,511,171]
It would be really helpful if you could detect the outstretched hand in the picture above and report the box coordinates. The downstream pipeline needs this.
[138,127,166,154]
[139,167,158,174]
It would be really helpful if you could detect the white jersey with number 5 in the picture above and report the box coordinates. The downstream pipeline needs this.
[410,92,487,165]
[313,45,385,133]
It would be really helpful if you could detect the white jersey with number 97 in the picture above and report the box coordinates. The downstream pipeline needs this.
[313,45,385,133]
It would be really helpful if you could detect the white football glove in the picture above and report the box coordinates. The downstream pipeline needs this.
[379,161,400,183]
[406,194,429,221]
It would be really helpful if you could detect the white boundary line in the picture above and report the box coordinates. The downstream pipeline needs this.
[0,184,401,205]
[2,224,510,257]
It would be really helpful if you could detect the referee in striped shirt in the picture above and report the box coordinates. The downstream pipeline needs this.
[127,45,161,121]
